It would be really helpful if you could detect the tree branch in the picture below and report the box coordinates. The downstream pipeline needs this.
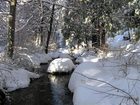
[74,71,138,105]
[43,1,77,10]
[15,15,33,32]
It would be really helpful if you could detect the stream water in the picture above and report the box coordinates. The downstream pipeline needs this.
[9,65,73,105]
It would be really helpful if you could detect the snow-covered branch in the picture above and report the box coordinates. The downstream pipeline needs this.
[74,71,138,105]
[15,15,33,32]
[43,1,76,10]
[0,12,9,15]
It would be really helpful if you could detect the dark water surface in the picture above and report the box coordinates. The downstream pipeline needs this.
[9,68,73,105]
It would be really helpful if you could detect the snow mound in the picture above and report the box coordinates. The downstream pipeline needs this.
[68,61,111,92]
[69,59,140,105]
[0,65,40,91]
[47,58,75,73]
[20,52,52,68]
[73,85,124,105]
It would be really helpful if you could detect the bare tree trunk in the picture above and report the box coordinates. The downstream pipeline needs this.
[45,4,55,53]
[100,22,106,48]
[38,0,44,46]
[85,37,88,48]
[7,0,17,58]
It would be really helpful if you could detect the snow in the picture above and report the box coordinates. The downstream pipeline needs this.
[75,56,99,64]
[69,58,140,105]
[0,46,5,52]
[0,64,40,91]
[47,49,72,59]
[47,52,60,59]
[69,29,140,105]
[107,35,129,49]
[0,27,139,105]
[0,45,74,92]
[19,52,52,68]
[57,48,71,54]
[72,48,86,58]
[47,58,75,73]
[68,61,115,92]
[73,85,129,105]
[55,29,65,48]
[30,52,52,65]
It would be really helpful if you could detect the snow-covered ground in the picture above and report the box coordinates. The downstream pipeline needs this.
[0,28,139,105]
[69,32,140,105]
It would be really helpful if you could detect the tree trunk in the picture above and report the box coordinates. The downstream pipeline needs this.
[100,22,106,47]
[38,0,44,46]
[7,0,17,58]
[45,4,55,53]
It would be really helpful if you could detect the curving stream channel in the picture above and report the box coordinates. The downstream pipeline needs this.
[9,65,73,105]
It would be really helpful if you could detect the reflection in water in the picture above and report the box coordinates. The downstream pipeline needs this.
[48,75,73,105]
[9,74,73,105]
[9,75,52,105]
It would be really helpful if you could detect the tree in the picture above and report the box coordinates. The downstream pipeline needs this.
[63,0,139,49]
[45,4,55,53]
[7,0,17,58]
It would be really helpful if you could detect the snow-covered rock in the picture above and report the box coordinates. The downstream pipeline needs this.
[47,58,75,73]
[0,65,40,91]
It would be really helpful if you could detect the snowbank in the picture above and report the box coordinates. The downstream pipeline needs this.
[57,48,71,54]
[107,35,130,49]
[19,52,52,68]
[72,48,86,58]
[47,48,72,59]
[47,52,72,59]
[69,58,140,105]
[75,56,99,64]
[0,64,40,91]
[68,61,116,92]
[47,58,75,73]
[68,29,140,105]
[107,29,136,50]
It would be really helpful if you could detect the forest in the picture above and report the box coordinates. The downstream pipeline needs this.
[0,0,140,105]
